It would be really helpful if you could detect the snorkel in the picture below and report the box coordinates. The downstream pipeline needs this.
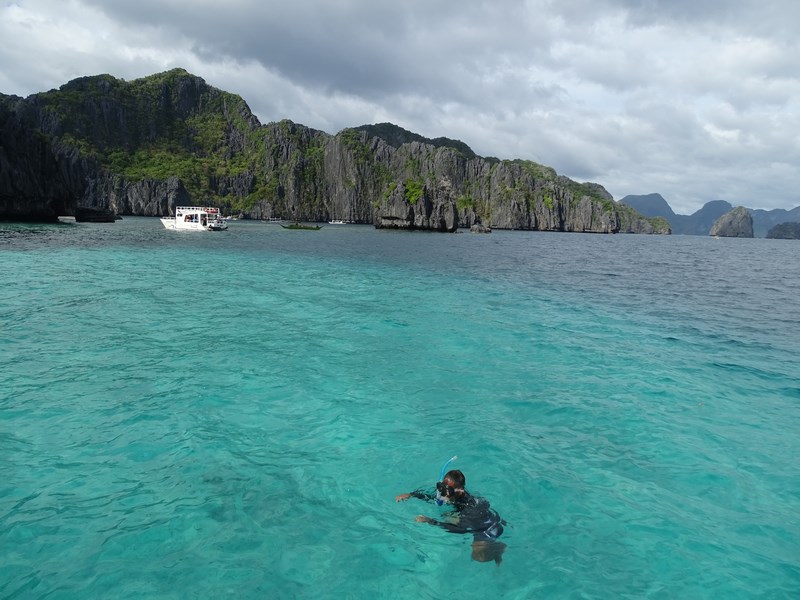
[435,455,458,505]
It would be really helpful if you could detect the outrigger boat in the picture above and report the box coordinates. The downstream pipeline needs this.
[280,222,322,230]
[161,207,228,231]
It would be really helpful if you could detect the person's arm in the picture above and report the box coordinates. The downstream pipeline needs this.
[416,515,470,533]
[395,489,434,502]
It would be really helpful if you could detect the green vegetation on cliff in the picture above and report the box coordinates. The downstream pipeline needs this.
[5,68,662,232]
[354,122,477,159]
[34,68,266,212]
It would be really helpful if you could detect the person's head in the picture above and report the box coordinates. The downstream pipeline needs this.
[436,469,466,503]
[443,469,465,488]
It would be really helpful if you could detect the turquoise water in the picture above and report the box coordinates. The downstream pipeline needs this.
[2,218,798,599]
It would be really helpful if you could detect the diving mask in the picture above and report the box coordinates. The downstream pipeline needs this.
[435,455,459,505]
[435,480,457,505]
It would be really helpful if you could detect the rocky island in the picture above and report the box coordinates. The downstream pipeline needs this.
[766,222,800,239]
[709,206,754,238]
[0,68,668,234]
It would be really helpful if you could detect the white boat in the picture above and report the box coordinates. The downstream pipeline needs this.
[328,219,347,224]
[161,207,228,231]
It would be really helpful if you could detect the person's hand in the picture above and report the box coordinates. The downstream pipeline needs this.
[395,493,411,502]
[415,515,433,523]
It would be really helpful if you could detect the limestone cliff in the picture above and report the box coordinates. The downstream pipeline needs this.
[0,95,75,220]
[766,222,800,239]
[709,206,754,238]
[0,69,665,233]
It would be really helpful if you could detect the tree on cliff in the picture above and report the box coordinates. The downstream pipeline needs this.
[1,69,665,233]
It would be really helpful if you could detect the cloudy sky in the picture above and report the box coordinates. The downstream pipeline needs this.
[2,0,799,214]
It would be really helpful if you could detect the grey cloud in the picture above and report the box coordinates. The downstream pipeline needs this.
[2,0,799,212]
[84,0,556,104]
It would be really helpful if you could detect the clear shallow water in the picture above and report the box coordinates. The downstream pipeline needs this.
[1,218,799,599]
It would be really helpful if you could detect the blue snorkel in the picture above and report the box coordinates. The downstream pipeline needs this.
[435,455,458,505]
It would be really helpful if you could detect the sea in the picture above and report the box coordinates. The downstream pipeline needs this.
[1,217,798,599]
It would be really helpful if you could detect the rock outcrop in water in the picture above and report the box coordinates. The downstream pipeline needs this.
[709,206,754,238]
[766,222,800,239]
[0,69,667,233]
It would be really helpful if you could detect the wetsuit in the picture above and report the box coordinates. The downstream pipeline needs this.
[409,489,505,542]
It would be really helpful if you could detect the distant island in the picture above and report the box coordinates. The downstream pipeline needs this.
[0,68,667,234]
[766,222,800,239]
[621,193,800,238]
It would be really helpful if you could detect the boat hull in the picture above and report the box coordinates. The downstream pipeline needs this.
[161,207,228,231]
[281,223,322,230]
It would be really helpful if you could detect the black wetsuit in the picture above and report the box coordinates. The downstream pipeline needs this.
[409,489,505,542]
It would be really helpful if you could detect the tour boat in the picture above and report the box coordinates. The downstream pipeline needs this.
[161,207,228,231]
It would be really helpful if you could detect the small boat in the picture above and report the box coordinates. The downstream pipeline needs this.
[328,219,347,224]
[161,207,228,231]
[280,222,322,230]
[206,219,228,231]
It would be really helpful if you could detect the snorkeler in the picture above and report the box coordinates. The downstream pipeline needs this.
[396,466,507,564]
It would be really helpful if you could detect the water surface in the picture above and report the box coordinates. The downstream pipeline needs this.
[2,218,798,598]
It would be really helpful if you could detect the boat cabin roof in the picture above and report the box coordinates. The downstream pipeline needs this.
[175,206,220,215]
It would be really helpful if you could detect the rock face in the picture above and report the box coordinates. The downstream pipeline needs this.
[0,96,76,221]
[766,222,800,239]
[0,69,666,234]
[86,175,191,216]
[709,206,754,238]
